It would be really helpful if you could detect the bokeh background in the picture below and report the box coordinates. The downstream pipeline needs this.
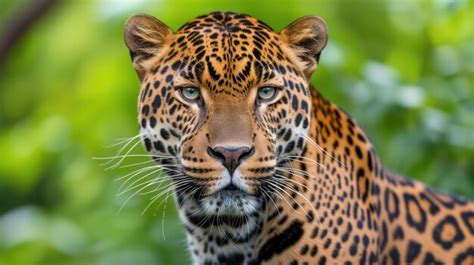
[0,0,473,264]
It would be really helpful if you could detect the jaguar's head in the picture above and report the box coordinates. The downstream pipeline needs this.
[124,12,327,217]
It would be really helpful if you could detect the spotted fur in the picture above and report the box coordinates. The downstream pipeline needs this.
[124,12,474,265]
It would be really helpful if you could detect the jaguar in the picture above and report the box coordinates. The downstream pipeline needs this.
[123,11,474,264]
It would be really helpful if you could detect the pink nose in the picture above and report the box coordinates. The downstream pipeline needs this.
[207,146,255,174]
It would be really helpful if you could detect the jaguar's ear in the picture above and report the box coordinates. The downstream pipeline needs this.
[124,14,173,80]
[281,16,328,78]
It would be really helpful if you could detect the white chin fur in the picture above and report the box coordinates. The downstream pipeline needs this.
[200,191,260,216]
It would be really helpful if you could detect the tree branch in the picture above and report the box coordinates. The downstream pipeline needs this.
[0,0,58,69]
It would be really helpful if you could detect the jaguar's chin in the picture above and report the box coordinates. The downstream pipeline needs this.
[199,188,262,217]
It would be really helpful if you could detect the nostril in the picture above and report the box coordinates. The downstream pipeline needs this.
[207,147,226,162]
[238,146,255,161]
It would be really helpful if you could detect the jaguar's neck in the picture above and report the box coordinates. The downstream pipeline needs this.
[180,198,265,264]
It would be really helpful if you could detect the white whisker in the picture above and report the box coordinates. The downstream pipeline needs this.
[299,133,347,169]
[273,174,322,226]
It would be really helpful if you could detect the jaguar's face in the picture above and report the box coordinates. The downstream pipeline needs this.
[124,12,327,217]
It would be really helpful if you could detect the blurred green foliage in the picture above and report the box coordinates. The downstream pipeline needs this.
[0,0,473,264]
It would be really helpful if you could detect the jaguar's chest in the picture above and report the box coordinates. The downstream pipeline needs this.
[184,220,262,265]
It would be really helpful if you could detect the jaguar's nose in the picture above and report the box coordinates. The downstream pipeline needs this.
[207,146,255,175]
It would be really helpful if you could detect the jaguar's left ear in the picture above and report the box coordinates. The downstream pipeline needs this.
[281,16,328,78]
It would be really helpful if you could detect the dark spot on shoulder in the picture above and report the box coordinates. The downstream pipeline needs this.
[432,215,464,250]
[258,220,304,262]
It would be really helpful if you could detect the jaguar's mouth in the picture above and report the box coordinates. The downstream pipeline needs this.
[219,183,243,193]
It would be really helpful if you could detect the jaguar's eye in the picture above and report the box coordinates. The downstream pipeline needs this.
[258,86,278,101]
[180,87,200,101]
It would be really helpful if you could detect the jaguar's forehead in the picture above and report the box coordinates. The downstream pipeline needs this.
[159,12,295,96]
[178,12,275,37]
[126,12,328,90]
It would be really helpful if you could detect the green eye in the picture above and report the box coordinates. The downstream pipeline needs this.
[258,87,278,101]
[180,87,200,101]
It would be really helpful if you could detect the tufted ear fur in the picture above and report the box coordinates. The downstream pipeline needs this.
[124,14,173,80]
[281,16,328,78]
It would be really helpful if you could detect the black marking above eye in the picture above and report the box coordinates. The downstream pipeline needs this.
[205,57,220,81]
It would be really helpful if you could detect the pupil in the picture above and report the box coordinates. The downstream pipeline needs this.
[262,87,272,96]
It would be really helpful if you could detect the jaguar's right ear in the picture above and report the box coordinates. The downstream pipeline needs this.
[280,16,327,78]
[124,14,173,80]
